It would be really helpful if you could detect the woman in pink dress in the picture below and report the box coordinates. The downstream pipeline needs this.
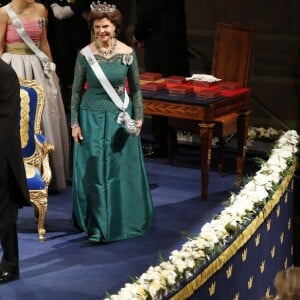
[0,0,69,191]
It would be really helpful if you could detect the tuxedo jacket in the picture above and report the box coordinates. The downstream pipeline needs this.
[0,59,30,211]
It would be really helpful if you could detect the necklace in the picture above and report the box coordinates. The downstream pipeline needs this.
[95,38,117,57]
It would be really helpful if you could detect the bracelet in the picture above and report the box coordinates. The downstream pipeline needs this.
[71,123,79,129]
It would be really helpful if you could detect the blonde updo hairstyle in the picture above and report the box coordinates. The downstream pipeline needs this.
[88,8,123,38]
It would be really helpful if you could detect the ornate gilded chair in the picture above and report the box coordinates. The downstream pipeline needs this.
[19,78,54,241]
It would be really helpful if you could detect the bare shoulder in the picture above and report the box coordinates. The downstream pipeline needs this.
[116,40,133,55]
[35,2,48,17]
[0,6,9,21]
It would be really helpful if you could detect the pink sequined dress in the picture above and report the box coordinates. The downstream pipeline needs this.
[2,19,69,190]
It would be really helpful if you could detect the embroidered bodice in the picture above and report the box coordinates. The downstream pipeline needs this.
[71,50,144,125]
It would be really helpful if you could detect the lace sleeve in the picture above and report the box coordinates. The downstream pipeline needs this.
[70,52,87,126]
[127,51,143,121]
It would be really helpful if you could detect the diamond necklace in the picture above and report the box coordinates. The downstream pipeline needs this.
[95,38,117,57]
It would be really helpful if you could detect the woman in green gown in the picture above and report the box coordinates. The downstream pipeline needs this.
[70,2,154,243]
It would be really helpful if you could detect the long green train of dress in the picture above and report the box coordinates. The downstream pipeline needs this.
[70,49,154,242]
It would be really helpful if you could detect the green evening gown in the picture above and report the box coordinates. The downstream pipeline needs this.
[70,49,154,242]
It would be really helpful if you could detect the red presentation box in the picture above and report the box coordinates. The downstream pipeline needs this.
[165,76,187,84]
[140,72,163,81]
[219,81,243,90]
[142,82,167,91]
[196,89,222,99]
[169,85,194,94]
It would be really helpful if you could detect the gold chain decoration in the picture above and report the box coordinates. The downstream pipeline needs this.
[19,88,30,148]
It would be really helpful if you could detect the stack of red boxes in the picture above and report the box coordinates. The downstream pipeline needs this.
[139,72,246,100]
[140,72,166,91]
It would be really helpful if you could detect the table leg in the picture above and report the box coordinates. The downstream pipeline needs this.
[199,122,215,200]
[236,110,251,186]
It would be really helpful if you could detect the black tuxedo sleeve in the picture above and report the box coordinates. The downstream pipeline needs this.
[134,0,170,41]
[70,0,92,14]
[0,61,20,158]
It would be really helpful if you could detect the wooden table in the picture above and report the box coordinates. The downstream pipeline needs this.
[143,89,251,200]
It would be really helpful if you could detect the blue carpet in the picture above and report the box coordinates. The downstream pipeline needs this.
[0,151,258,300]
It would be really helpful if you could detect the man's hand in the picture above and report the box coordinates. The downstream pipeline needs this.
[51,3,75,20]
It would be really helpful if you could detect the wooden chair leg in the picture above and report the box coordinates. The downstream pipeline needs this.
[217,137,225,177]
[214,113,238,176]
[167,128,177,165]
[167,132,174,165]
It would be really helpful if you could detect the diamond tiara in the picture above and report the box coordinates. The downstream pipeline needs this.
[90,1,116,13]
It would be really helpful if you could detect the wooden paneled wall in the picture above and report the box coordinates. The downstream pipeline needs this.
[127,1,300,130]
[185,0,300,130]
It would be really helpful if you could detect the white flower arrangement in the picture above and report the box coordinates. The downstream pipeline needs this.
[177,126,282,147]
[248,126,283,141]
[104,130,299,300]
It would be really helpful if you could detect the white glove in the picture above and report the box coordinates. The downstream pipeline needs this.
[186,74,222,83]
[50,3,74,20]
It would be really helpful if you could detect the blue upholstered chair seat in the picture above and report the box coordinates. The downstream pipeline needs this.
[24,163,46,190]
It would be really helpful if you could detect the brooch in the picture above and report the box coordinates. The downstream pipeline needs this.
[122,54,133,66]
